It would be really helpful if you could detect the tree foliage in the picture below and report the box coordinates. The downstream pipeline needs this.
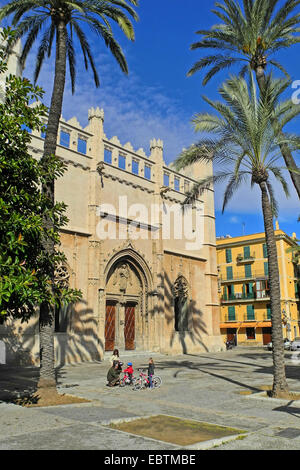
[188,0,300,84]
[175,73,300,205]
[0,28,81,321]
[174,74,300,397]
[0,0,139,93]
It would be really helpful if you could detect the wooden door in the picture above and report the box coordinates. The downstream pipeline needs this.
[125,304,135,350]
[262,327,272,345]
[227,328,237,344]
[105,303,116,351]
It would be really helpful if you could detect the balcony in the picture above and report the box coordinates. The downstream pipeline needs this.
[221,292,270,303]
[222,314,272,324]
[242,313,273,323]
[236,252,255,264]
[220,271,268,283]
[243,313,256,322]
[263,312,272,321]
[223,314,237,323]
[222,293,254,302]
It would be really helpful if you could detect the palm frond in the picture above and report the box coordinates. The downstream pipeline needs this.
[0,0,139,93]
[188,0,300,87]
[66,35,76,94]
[71,20,100,86]
[222,171,249,212]
[175,73,295,218]
[33,24,53,83]
[268,166,291,198]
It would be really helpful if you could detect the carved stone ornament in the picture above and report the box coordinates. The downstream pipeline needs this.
[113,263,132,292]
[54,263,70,289]
[173,276,189,299]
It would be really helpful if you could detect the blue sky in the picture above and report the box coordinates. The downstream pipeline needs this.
[1,0,299,239]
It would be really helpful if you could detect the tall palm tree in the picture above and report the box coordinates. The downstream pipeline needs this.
[187,0,300,199]
[0,0,139,394]
[174,73,300,398]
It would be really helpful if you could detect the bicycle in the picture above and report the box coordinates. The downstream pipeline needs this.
[119,371,136,387]
[133,368,162,390]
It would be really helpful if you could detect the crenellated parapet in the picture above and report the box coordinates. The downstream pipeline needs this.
[88,106,104,122]
[26,102,205,197]
[150,138,164,151]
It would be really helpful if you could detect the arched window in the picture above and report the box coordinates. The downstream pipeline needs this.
[173,276,189,332]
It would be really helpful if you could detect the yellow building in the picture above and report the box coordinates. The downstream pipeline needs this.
[216,226,300,347]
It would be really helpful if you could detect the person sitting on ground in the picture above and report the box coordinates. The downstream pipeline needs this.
[107,361,121,387]
[123,362,134,384]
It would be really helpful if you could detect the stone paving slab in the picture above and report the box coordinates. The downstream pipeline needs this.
[0,422,179,451]
[0,405,77,439]
[1,348,300,450]
[39,405,140,424]
[213,430,300,450]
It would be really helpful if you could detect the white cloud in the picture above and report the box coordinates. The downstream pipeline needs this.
[22,45,300,221]
[23,47,196,164]
[214,171,299,219]
[229,216,241,224]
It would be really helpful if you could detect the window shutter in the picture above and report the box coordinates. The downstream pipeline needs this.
[263,243,268,258]
[227,266,233,280]
[264,262,269,276]
[228,306,236,321]
[247,304,255,320]
[226,248,232,263]
[245,264,252,278]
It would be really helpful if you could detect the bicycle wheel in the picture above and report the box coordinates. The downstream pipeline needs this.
[133,378,143,391]
[152,376,162,388]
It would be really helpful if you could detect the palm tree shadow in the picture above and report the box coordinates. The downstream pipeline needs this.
[155,358,262,393]
[149,271,209,355]
[0,318,39,402]
[272,400,300,420]
[55,299,102,368]
[0,299,103,400]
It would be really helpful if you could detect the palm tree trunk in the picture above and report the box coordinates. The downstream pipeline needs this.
[37,20,67,392]
[259,181,289,397]
[256,66,300,200]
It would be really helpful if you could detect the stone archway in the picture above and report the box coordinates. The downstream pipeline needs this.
[103,250,153,351]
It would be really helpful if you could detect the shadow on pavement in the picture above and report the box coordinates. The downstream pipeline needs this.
[0,364,71,402]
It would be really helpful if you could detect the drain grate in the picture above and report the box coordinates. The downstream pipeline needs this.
[276,428,300,439]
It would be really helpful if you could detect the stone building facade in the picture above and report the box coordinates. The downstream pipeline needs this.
[0,40,223,364]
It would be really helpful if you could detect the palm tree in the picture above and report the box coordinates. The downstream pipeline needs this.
[0,0,139,395]
[174,73,300,398]
[187,0,300,199]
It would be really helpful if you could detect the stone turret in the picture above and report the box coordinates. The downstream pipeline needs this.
[150,138,164,167]
[88,106,104,123]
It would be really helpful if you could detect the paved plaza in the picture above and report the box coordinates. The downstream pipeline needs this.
[1,347,300,450]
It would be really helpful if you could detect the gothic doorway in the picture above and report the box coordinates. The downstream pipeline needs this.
[103,250,153,352]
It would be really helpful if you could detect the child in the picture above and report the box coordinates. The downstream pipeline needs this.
[148,357,155,389]
[123,362,134,384]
